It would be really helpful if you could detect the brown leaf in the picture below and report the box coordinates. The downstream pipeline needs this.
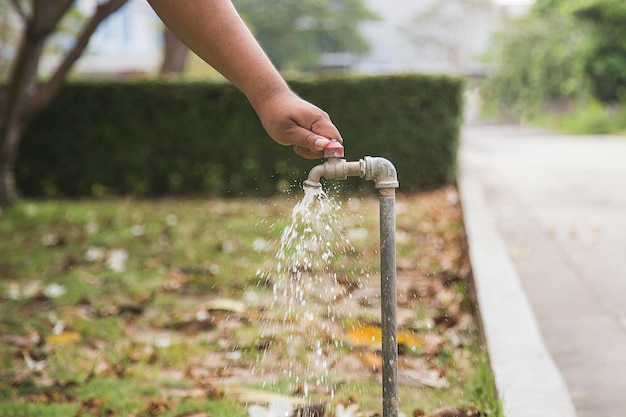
[425,407,483,417]
[293,403,325,417]
[136,399,173,417]
[10,368,35,385]
[165,318,217,334]
[78,397,117,416]
[358,351,382,372]
[25,389,76,404]
[432,313,458,329]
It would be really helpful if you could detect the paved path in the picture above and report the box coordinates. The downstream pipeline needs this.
[460,124,626,417]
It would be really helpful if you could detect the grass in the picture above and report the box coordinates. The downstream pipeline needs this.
[500,98,626,136]
[0,187,502,417]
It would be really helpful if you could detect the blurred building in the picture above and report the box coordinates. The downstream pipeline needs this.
[72,0,532,78]
[73,0,161,77]
[354,0,532,76]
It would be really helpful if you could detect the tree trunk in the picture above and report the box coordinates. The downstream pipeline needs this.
[0,26,46,209]
[159,27,190,77]
[0,124,19,207]
[0,0,128,210]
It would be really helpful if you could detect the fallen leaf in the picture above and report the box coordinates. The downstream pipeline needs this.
[25,389,76,404]
[77,397,116,416]
[43,283,67,298]
[46,330,81,346]
[398,369,449,388]
[335,402,362,417]
[10,368,36,385]
[358,351,382,371]
[343,325,381,349]
[228,388,306,406]
[136,399,172,416]
[293,403,325,417]
[204,298,246,314]
[425,407,482,417]
[343,325,425,350]
[105,249,128,272]
[41,233,65,247]
[162,387,208,399]
[248,400,294,417]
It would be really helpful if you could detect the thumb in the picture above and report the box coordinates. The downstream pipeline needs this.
[298,117,343,153]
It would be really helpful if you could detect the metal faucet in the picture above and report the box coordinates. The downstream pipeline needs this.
[303,140,399,191]
[304,140,400,417]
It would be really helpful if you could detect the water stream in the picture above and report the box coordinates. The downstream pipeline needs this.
[256,186,357,402]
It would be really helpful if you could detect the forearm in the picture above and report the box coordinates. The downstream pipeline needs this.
[147,0,291,111]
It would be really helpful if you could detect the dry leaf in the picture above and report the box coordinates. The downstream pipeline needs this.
[425,407,482,417]
[229,387,306,406]
[358,351,382,371]
[204,298,246,314]
[398,369,449,388]
[343,324,425,350]
[46,330,81,346]
[137,399,172,416]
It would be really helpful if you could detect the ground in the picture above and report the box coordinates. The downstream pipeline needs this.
[0,186,500,417]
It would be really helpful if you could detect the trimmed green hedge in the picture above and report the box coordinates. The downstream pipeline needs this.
[17,75,463,197]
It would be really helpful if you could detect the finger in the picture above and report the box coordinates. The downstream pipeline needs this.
[293,145,323,160]
[303,132,332,152]
[310,117,343,145]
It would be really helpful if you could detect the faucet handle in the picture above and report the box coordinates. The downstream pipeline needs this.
[324,139,344,158]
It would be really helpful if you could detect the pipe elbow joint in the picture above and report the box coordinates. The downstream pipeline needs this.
[364,156,399,189]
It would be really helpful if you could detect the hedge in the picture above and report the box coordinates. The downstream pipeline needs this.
[17,74,463,197]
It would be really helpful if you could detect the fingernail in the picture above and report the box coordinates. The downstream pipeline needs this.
[314,137,329,149]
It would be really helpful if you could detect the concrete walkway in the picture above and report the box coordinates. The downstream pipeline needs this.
[459,124,626,417]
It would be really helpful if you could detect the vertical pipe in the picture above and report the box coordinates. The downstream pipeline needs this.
[379,188,398,417]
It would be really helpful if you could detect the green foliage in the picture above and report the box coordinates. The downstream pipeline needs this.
[537,99,626,134]
[481,10,588,119]
[483,0,626,121]
[17,75,463,198]
[572,0,626,103]
[233,0,378,70]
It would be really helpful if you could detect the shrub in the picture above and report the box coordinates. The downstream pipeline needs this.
[17,75,463,197]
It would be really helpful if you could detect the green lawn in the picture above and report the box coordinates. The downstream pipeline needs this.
[0,188,501,417]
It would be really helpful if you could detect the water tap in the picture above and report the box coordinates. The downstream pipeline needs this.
[303,140,399,190]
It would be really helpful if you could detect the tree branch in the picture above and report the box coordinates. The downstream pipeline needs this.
[26,0,129,119]
[8,0,28,22]
[30,0,74,37]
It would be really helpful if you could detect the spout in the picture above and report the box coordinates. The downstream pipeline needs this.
[303,158,365,189]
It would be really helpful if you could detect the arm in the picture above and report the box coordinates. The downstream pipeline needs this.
[147,0,342,159]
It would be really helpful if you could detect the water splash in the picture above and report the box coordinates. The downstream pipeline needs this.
[258,186,355,401]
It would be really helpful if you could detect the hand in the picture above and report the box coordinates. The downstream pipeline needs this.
[255,90,343,159]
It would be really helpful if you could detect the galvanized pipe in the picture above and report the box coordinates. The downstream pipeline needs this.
[304,148,399,417]
[379,188,398,417]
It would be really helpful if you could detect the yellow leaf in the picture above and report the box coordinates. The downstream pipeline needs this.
[343,324,382,349]
[397,331,426,349]
[46,331,81,346]
[343,324,425,349]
